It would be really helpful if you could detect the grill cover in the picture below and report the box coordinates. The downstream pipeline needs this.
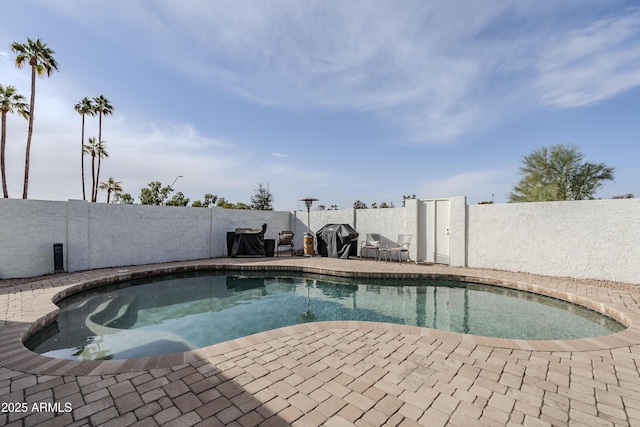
[229,224,266,257]
[316,224,359,259]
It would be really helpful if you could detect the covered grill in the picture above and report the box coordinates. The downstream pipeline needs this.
[227,224,267,257]
[316,224,359,259]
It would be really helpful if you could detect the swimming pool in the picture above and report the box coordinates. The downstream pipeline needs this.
[26,271,625,360]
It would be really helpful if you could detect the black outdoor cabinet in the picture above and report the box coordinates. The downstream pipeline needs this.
[264,239,275,257]
[316,224,359,259]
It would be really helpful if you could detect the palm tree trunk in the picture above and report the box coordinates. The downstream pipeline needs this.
[81,114,86,200]
[94,111,103,202]
[91,153,96,203]
[23,63,36,199]
[95,156,102,202]
[1,112,8,198]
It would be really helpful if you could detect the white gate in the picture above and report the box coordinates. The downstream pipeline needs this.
[417,199,451,264]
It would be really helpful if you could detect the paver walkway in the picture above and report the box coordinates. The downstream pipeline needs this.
[1,257,640,426]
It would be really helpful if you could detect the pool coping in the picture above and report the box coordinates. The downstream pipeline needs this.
[3,259,640,377]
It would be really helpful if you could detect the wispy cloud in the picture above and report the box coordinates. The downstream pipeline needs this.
[2,1,638,208]
[34,1,640,145]
[146,2,640,143]
[533,9,640,108]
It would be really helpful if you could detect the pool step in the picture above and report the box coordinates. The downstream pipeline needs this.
[81,294,198,360]
[86,294,137,336]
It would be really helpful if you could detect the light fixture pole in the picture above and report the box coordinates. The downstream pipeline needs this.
[161,175,183,205]
[299,197,318,256]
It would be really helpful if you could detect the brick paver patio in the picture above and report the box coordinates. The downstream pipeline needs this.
[1,257,640,426]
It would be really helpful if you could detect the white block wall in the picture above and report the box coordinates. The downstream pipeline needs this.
[0,200,293,278]
[446,196,467,267]
[352,205,415,259]
[2,197,639,284]
[0,199,68,278]
[467,199,640,284]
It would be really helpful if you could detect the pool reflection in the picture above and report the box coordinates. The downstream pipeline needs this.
[25,272,625,360]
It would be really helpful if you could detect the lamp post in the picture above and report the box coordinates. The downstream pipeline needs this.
[299,197,318,256]
[161,175,183,205]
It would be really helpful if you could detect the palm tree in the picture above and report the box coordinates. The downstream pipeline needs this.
[92,95,113,201]
[84,138,97,198]
[93,140,109,202]
[84,137,109,202]
[11,38,58,199]
[98,177,122,203]
[0,85,29,198]
[74,97,94,200]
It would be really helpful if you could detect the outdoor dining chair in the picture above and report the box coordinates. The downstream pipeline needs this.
[360,233,381,261]
[386,234,412,263]
[276,231,295,256]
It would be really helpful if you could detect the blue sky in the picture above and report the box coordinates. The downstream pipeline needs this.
[1,1,639,210]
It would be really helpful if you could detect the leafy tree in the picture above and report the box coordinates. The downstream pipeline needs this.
[216,197,234,208]
[250,183,274,210]
[98,177,122,203]
[509,144,615,202]
[11,38,59,198]
[139,181,174,205]
[113,192,134,204]
[92,95,113,201]
[74,97,94,200]
[214,197,250,209]
[166,192,190,206]
[613,193,634,199]
[192,193,218,207]
[0,84,29,198]
[204,193,218,206]
[353,200,367,209]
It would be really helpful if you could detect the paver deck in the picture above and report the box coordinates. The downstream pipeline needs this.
[1,257,640,426]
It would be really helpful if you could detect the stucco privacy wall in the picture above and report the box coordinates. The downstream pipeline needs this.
[2,197,638,283]
[306,208,355,234]
[1,200,293,278]
[467,199,640,284]
[350,203,417,260]
[0,199,68,278]
[304,202,426,261]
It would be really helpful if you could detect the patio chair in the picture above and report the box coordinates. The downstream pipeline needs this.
[360,233,381,261]
[276,231,295,256]
[386,234,412,263]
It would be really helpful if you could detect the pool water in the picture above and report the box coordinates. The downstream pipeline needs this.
[26,272,625,360]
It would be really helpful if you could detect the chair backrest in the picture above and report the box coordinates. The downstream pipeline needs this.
[278,231,294,245]
[396,234,412,248]
[366,233,380,244]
